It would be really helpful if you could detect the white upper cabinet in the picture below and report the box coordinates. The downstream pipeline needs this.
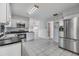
[0,3,11,24]
[0,3,6,23]
[6,3,11,27]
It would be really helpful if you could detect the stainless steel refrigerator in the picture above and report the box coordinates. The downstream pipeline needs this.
[59,17,79,54]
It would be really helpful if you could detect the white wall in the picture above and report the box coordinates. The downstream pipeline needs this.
[29,18,40,39]
[38,20,49,39]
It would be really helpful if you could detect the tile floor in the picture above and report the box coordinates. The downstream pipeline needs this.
[22,38,78,56]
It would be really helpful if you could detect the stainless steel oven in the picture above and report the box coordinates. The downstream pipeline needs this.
[17,34,26,39]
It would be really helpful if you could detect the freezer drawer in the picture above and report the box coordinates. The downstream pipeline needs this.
[64,39,75,52]
[59,38,79,53]
[64,39,79,53]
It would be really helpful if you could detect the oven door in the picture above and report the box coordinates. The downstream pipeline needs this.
[17,34,26,39]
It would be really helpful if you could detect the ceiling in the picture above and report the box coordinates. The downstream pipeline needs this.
[10,3,79,20]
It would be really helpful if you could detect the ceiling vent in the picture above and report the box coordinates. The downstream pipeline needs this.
[53,13,59,16]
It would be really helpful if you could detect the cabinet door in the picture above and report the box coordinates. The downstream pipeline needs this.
[6,3,11,27]
[0,43,21,56]
[26,33,34,41]
[0,3,6,23]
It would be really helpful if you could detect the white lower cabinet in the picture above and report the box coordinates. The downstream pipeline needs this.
[0,43,21,56]
[26,32,34,41]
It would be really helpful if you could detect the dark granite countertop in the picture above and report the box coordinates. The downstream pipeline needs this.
[0,31,28,37]
[0,31,28,46]
[0,37,22,46]
[0,30,34,46]
[0,41,21,46]
[5,31,29,34]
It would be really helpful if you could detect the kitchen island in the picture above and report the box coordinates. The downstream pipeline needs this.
[0,31,34,56]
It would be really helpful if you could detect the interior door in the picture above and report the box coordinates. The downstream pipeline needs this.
[48,23,51,39]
